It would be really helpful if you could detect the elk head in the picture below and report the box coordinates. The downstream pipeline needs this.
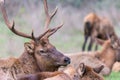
[77,63,104,78]
[95,37,120,62]
[95,37,120,51]
[110,37,120,62]
[0,0,70,71]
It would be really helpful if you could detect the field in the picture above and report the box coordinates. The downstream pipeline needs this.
[0,22,120,80]
[105,72,120,80]
[0,0,120,79]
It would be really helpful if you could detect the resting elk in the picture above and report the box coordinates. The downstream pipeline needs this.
[82,12,118,51]
[44,63,104,80]
[66,37,120,76]
[17,71,64,80]
[0,0,70,80]
[17,63,104,80]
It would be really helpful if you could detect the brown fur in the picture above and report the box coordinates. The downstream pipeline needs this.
[93,65,104,73]
[44,64,104,80]
[44,73,71,80]
[44,66,78,80]
[66,39,119,76]
[82,12,118,51]
[63,65,78,79]
[17,65,79,80]
[77,63,104,80]
[0,42,70,80]
[17,66,76,80]
[17,71,63,80]
[0,0,70,80]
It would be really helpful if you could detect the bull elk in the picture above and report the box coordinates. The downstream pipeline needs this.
[0,0,70,80]
[82,12,118,51]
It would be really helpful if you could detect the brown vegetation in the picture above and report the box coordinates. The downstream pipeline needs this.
[0,0,70,79]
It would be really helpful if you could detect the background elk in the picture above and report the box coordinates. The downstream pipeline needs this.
[0,0,70,80]
[82,12,118,51]
[66,37,120,76]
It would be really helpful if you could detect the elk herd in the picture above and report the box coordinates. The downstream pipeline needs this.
[0,0,120,80]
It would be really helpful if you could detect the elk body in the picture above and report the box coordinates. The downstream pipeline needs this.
[82,13,118,51]
[16,66,75,80]
[16,63,104,80]
[66,38,120,76]
[17,65,77,80]
[0,0,70,80]
[17,71,64,80]
[44,63,104,80]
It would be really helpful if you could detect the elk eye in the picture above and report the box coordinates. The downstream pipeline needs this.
[40,49,45,53]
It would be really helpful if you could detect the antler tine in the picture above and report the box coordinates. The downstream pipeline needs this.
[45,22,64,38]
[37,29,50,40]
[37,23,63,40]
[43,0,58,30]
[0,0,35,40]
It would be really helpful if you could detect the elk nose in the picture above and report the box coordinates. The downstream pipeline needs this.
[64,57,71,64]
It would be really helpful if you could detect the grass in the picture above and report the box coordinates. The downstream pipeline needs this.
[105,72,120,80]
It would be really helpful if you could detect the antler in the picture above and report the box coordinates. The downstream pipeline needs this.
[0,0,36,40]
[36,0,63,40]
[43,0,58,30]
[0,0,63,41]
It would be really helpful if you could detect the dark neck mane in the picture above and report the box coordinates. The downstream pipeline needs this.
[14,50,41,75]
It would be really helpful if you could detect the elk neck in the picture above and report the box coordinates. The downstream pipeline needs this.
[18,50,41,73]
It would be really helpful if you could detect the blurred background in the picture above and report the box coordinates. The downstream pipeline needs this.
[0,0,120,57]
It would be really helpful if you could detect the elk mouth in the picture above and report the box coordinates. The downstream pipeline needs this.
[55,61,71,67]
[55,57,71,66]
[52,55,71,67]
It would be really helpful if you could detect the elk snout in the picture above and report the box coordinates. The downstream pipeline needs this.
[64,57,71,64]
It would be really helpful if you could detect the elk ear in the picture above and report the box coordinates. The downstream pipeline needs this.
[77,63,86,77]
[24,42,34,54]
[111,38,119,49]
[111,41,118,49]
[95,38,105,45]
[93,65,104,73]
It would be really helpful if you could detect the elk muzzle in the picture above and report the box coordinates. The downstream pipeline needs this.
[54,53,71,67]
